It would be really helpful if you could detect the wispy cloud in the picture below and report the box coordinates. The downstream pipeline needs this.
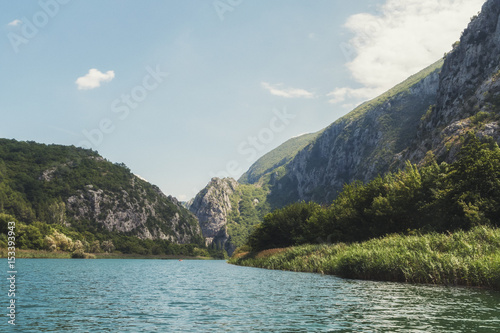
[261,82,315,99]
[7,19,22,27]
[329,0,486,105]
[75,69,115,90]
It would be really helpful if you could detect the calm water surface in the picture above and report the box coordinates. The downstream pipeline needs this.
[2,259,500,332]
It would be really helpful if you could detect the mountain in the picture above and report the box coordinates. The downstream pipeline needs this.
[238,132,321,185]
[266,59,443,205]
[0,139,203,245]
[192,0,500,251]
[188,178,269,255]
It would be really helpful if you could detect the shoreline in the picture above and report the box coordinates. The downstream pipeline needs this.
[229,226,500,291]
[0,248,219,260]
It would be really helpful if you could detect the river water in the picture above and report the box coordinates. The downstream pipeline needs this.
[2,259,500,332]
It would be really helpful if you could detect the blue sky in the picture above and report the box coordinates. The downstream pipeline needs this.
[0,0,486,200]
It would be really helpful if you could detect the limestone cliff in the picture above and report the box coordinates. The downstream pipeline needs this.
[189,177,269,255]
[189,178,238,248]
[64,176,202,244]
[405,0,500,163]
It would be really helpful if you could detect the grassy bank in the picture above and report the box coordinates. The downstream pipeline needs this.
[0,248,218,260]
[229,226,500,290]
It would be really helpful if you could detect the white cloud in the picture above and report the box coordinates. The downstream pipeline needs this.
[7,19,22,27]
[329,0,486,104]
[261,82,315,99]
[75,69,115,90]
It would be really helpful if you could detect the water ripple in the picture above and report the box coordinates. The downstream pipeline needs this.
[2,259,500,332]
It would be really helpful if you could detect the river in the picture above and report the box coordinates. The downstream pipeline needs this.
[3,259,500,332]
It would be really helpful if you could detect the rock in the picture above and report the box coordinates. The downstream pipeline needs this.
[189,178,238,249]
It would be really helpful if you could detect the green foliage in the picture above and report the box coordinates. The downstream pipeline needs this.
[470,111,491,125]
[248,201,322,251]
[71,248,86,258]
[0,217,211,257]
[421,105,435,121]
[245,133,500,251]
[230,226,500,290]
[225,184,271,249]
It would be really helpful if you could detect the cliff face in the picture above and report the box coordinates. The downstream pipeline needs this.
[192,0,500,247]
[268,0,500,206]
[406,0,500,163]
[188,178,238,248]
[64,177,201,244]
[189,177,270,255]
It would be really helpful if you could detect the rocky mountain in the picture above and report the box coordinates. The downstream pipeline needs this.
[266,60,443,205]
[404,0,500,164]
[192,0,500,249]
[189,178,238,248]
[0,139,203,245]
[188,177,269,255]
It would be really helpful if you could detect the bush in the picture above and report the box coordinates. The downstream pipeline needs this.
[245,133,500,250]
[71,248,86,258]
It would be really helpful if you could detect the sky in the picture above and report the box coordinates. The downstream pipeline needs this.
[0,0,486,201]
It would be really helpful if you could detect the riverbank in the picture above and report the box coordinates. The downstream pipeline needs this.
[229,226,500,290]
[0,248,217,260]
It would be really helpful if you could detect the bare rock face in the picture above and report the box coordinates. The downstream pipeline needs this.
[52,173,202,245]
[407,0,500,164]
[188,178,238,248]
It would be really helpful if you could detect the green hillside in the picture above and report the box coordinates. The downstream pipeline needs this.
[239,132,321,185]
[0,139,212,257]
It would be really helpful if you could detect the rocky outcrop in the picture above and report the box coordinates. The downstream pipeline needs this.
[37,160,203,245]
[405,0,500,164]
[188,178,238,248]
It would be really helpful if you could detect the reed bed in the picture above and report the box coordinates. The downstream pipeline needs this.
[229,226,500,290]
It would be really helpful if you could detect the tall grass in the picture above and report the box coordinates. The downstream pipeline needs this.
[229,226,500,290]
